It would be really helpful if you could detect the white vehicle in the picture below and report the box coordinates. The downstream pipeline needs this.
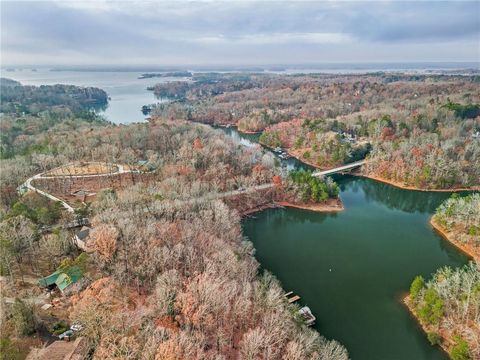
[70,323,83,332]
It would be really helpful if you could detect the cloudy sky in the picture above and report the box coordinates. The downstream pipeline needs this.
[1,0,479,66]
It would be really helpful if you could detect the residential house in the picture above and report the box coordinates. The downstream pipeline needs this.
[70,189,95,203]
[73,226,93,252]
[26,337,88,360]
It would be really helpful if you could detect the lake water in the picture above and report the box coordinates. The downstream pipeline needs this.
[4,69,182,124]
[243,175,469,360]
[220,126,469,359]
[5,70,472,359]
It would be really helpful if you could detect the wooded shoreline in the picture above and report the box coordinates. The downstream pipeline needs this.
[403,295,453,356]
[357,173,480,193]
[266,140,480,193]
[430,218,479,263]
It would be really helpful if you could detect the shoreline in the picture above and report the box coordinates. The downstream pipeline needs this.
[287,148,335,170]
[276,144,479,192]
[237,128,262,135]
[287,148,479,192]
[357,173,480,193]
[275,198,344,212]
[403,295,452,356]
[259,142,333,170]
[239,198,344,217]
[240,203,278,217]
[207,120,478,193]
[430,218,478,263]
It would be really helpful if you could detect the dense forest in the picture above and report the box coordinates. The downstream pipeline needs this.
[433,193,480,259]
[409,262,479,359]
[407,194,480,359]
[0,82,347,359]
[0,78,108,115]
[71,182,347,359]
[151,73,480,189]
[0,78,109,159]
[2,74,478,359]
[287,170,339,203]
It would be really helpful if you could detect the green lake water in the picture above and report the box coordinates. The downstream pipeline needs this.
[243,176,470,360]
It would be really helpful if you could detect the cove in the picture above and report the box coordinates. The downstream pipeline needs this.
[7,69,174,124]
[242,175,470,360]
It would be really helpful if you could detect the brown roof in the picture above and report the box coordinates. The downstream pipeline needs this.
[26,337,88,360]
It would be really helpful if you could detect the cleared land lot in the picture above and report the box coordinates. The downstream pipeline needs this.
[44,163,118,177]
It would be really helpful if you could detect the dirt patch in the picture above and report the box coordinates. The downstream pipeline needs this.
[44,162,119,177]
[31,172,155,206]
[69,277,144,314]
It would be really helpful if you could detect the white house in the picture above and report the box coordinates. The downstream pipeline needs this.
[73,226,93,252]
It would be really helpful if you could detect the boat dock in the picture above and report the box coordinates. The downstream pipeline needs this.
[285,291,316,326]
[285,292,301,303]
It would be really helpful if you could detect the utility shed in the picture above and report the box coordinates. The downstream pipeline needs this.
[38,266,83,294]
[70,189,95,202]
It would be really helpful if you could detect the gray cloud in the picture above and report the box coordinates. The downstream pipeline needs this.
[1,1,479,65]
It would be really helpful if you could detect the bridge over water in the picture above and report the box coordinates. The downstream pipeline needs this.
[313,160,367,177]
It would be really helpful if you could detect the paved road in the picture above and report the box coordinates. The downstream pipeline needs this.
[21,163,134,213]
[196,182,275,202]
[21,162,274,213]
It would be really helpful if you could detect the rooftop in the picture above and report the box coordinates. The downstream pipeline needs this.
[76,226,91,241]
[26,337,88,360]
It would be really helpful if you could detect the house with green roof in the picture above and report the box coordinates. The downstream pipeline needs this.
[38,266,83,294]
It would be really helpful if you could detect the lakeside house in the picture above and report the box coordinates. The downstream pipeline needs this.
[73,226,93,252]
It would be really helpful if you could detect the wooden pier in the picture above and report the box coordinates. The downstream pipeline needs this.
[285,291,301,303]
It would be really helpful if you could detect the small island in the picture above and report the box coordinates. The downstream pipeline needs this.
[138,71,192,79]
